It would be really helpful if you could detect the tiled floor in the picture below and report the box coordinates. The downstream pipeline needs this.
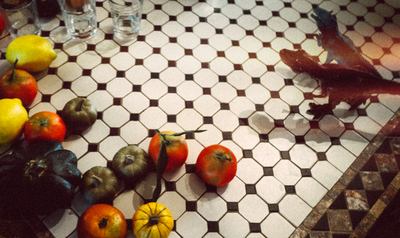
[0,0,400,237]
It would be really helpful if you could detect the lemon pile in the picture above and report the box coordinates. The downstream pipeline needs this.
[0,98,28,147]
[6,35,57,72]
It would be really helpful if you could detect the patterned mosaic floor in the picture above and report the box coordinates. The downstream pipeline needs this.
[0,0,400,237]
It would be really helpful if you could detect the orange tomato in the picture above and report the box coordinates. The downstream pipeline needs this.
[77,204,127,238]
[148,130,188,172]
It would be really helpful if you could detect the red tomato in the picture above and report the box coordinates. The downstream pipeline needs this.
[77,204,127,238]
[148,130,188,172]
[24,111,66,144]
[0,68,38,106]
[196,144,237,187]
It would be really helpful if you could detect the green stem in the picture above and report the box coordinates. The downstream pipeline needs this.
[149,215,159,225]
[90,175,103,188]
[213,152,233,162]
[29,116,50,127]
[156,129,207,146]
[75,99,85,111]
[9,59,18,82]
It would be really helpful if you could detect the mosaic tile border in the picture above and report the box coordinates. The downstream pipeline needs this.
[290,110,400,238]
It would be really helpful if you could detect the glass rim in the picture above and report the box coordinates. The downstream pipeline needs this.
[0,0,36,12]
[108,0,143,7]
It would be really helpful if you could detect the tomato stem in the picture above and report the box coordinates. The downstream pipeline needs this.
[213,151,233,162]
[10,59,18,82]
[29,116,50,127]
[75,99,85,111]
[98,218,108,229]
[125,155,134,164]
[156,129,206,146]
[90,175,103,188]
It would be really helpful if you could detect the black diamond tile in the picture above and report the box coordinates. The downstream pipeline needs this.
[207,221,219,232]
[130,114,139,121]
[264,167,274,176]
[249,223,261,232]
[317,152,327,161]
[203,116,213,124]
[301,169,312,177]
[42,94,51,102]
[268,204,279,213]
[167,115,176,122]
[203,88,211,95]
[239,118,249,125]
[285,186,296,194]
[165,181,176,191]
[88,144,98,152]
[227,202,238,212]
[185,101,194,108]
[219,76,227,82]
[222,132,232,140]
[243,150,252,158]
[109,128,119,136]
[63,82,71,89]
[186,201,196,211]
[280,151,290,159]
[245,184,257,194]
[185,164,196,173]
[259,134,268,142]
[220,103,230,110]
[113,98,122,105]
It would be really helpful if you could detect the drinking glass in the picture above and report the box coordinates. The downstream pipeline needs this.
[108,0,143,40]
[0,0,41,38]
[57,0,97,39]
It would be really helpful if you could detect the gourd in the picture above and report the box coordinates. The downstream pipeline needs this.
[0,140,81,216]
[132,202,174,238]
[111,145,150,185]
[62,98,97,134]
[81,166,119,204]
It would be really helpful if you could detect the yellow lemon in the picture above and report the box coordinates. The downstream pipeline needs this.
[6,35,57,72]
[0,98,28,147]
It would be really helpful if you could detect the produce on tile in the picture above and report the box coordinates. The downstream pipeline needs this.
[77,204,127,238]
[0,140,81,216]
[196,144,237,187]
[24,111,66,144]
[6,35,57,72]
[149,130,189,172]
[62,97,97,134]
[112,145,150,185]
[0,98,28,147]
[0,60,37,106]
[132,202,174,238]
[81,166,119,204]
[149,129,205,201]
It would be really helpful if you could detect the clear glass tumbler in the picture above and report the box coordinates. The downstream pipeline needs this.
[57,0,97,39]
[108,0,143,40]
[0,0,41,38]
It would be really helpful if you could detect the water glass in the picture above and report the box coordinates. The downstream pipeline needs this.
[57,0,97,39]
[0,0,41,38]
[108,0,143,40]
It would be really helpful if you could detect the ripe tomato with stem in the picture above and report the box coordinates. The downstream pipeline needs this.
[24,111,66,144]
[196,144,237,187]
